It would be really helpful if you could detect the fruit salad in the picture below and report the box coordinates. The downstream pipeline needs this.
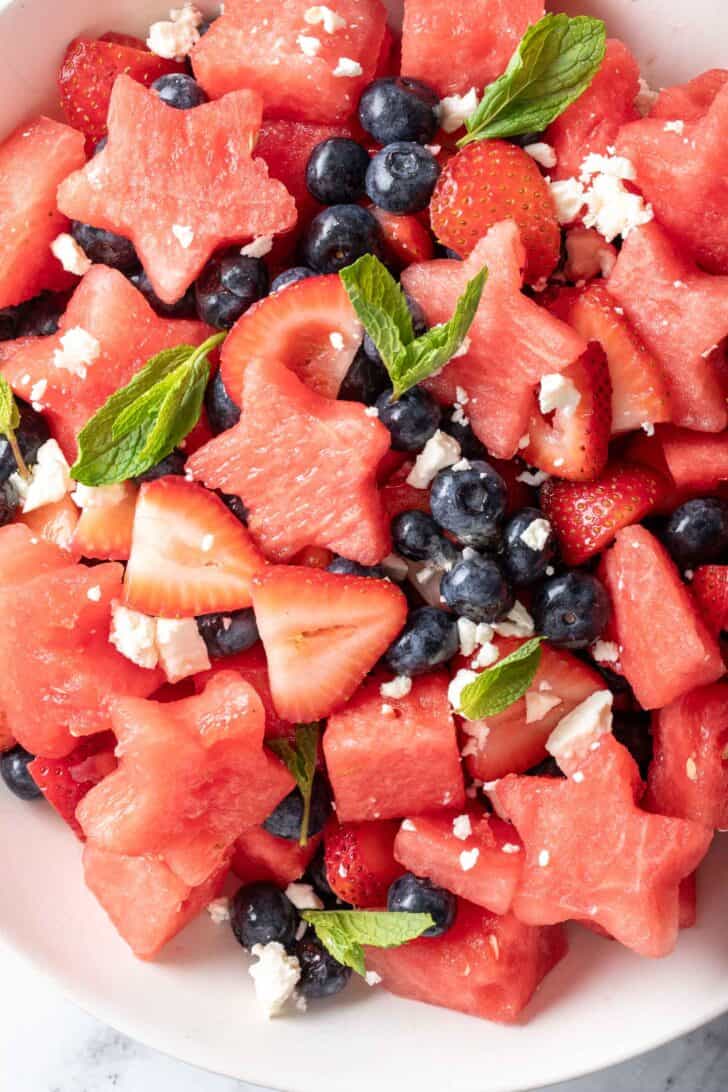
[0,0,727,1024]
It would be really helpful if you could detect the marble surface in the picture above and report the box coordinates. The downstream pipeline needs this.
[2,943,728,1092]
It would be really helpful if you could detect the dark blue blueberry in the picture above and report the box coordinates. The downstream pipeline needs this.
[196,251,269,329]
[302,204,383,274]
[151,72,208,109]
[385,606,459,676]
[664,497,728,568]
[440,408,487,461]
[358,77,439,146]
[197,17,215,35]
[296,934,352,999]
[197,608,259,658]
[15,292,68,337]
[327,557,386,579]
[93,136,108,156]
[613,712,653,779]
[134,449,187,483]
[304,845,350,908]
[509,131,544,148]
[375,386,441,452]
[435,244,462,260]
[71,220,138,273]
[387,872,456,937]
[0,308,17,341]
[205,371,241,434]
[365,142,440,214]
[306,138,370,205]
[270,266,317,293]
[391,510,459,567]
[337,346,389,405]
[502,507,557,585]
[440,553,514,624]
[362,292,426,370]
[264,772,331,841]
[532,571,609,649]
[430,461,507,549]
[220,491,248,524]
[527,756,564,778]
[1,746,42,801]
[0,398,50,483]
[0,479,19,526]
[230,882,298,950]
[130,268,197,318]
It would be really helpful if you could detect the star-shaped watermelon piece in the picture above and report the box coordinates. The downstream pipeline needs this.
[496,735,713,957]
[187,357,392,565]
[57,75,297,304]
[401,220,588,459]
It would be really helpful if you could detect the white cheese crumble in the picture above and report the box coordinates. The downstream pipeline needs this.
[401,818,417,832]
[304,6,347,33]
[207,897,231,924]
[451,458,472,472]
[436,88,479,134]
[457,618,494,658]
[591,639,619,663]
[110,603,159,670]
[493,601,535,638]
[564,227,616,280]
[406,430,461,489]
[519,517,552,552]
[249,943,301,1018]
[364,405,379,418]
[147,2,203,60]
[297,33,321,56]
[450,335,471,360]
[525,691,562,724]
[380,703,395,716]
[471,641,499,669]
[686,756,698,782]
[460,721,490,758]
[50,233,91,276]
[524,142,557,169]
[284,883,323,910]
[546,690,613,766]
[518,434,530,450]
[240,236,273,258]
[663,119,685,134]
[580,153,635,183]
[538,374,581,417]
[459,847,479,871]
[380,675,412,699]
[452,814,472,841]
[572,770,585,783]
[155,617,211,683]
[329,331,345,350]
[172,224,195,249]
[333,57,363,77]
[53,326,101,380]
[448,669,478,716]
[501,843,521,854]
[29,378,47,408]
[72,482,129,509]
[538,849,550,868]
[515,468,550,487]
[365,970,382,986]
[87,585,102,603]
[21,439,73,513]
[548,178,586,224]
[582,173,653,242]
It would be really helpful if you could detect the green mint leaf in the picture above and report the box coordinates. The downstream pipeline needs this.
[268,723,320,847]
[0,375,29,479]
[460,14,606,145]
[458,637,544,720]
[301,910,434,976]
[71,332,226,486]
[339,255,414,375]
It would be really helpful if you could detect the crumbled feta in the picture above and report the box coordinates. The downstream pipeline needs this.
[517,434,530,450]
[519,517,551,552]
[546,690,613,766]
[515,468,550,487]
[381,553,409,581]
[285,883,323,910]
[572,770,585,783]
[455,386,469,406]
[240,236,273,258]
[21,439,73,513]
[53,326,101,380]
[493,601,535,638]
[538,374,581,417]
[501,843,521,854]
[207,897,231,924]
[147,2,203,60]
[471,641,499,670]
[582,173,653,242]
[591,639,619,663]
[635,77,659,116]
[448,669,478,716]
[380,703,395,716]
[452,814,472,841]
[110,603,159,669]
[525,691,562,724]
[249,942,301,1018]
[304,6,347,33]
[406,430,461,489]
[641,421,655,436]
[329,331,345,350]
[548,178,586,224]
[457,618,494,658]
[451,458,472,473]
[364,405,379,417]
[333,57,363,77]
[87,585,103,603]
[72,482,129,509]
[172,224,195,249]
[380,675,412,699]
[436,88,479,134]
[580,153,636,183]
[523,142,557,169]
[450,336,471,360]
[663,119,685,134]
[155,617,211,682]
[401,819,417,832]
[538,849,550,868]
[29,378,48,407]
[459,847,479,871]
[684,569,694,582]
[686,756,698,782]
[297,33,321,56]
[50,232,91,276]
[365,971,382,987]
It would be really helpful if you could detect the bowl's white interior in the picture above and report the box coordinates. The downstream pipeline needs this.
[1,1,727,1090]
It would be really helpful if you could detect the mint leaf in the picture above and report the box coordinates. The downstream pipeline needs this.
[458,637,544,720]
[0,375,28,479]
[71,332,225,486]
[301,910,434,975]
[459,14,606,145]
[268,723,320,847]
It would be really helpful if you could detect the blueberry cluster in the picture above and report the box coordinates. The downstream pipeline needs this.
[0,396,50,527]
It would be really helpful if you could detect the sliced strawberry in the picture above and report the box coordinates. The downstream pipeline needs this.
[540,462,666,566]
[523,342,612,482]
[376,449,409,486]
[291,545,335,569]
[124,477,267,617]
[692,566,728,635]
[71,483,138,562]
[430,141,561,284]
[251,565,407,722]
[371,208,435,268]
[381,459,431,519]
[220,275,362,403]
[324,820,402,907]
[28,732,118,839]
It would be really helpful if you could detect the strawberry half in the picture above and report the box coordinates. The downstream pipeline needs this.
[124,477,267,617]
[691,566,728,635]
[71,483,138,562]
[541,462,666,566]
[28,733,118,839]
[324,820,402,907]
[429,140,561,284]
[370,208,435,268]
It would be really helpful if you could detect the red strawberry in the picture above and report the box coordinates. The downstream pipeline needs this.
[541,463,666,566]
[71,483,138,562]
[28,733,118,839]
[523,342,612,482]
[429,140,561,284]
[371,207,435,267]
[381,459,431,519]
[124,477,267,617]
[692,566,728,635]
[251,565,407,722]
[324,820,402,907]
[99,31,149,49]
[291,546,335,569]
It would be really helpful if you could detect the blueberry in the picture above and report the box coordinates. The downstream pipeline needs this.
[134,449,187,483]
[441,553,514,623]
[337,346,390,405]
[387,872,456,937]
[435,244,462,260]
[151,72,208,109]
[205,371,241,434]
[296,934,352,999]
[71,220,138,273]
[532,572,609,649]
[220,492,248,524]
[0,398,50,483]
[664,498,728,568]
[0,479,19,526]
[1,746,42,801]
[197,608,259,658]
[385,606,458,675]
[365,142,440,214]
[391,510,459,567]
[196,251,269,329]
[375,386,441,452]
[358,77,439,146]
[270,266,317,293]
[15,292,68,337]
[263,772,331,841]
[527,756,565,778]
[302,205,383,274]
[306,138,370,205]
[440,409,487,461]
[327,557,386,579]
[509,131,544,148]
[130,269,197,318]
[304,844,347,908]
[93,136,108,156]
[0,308,17,341]
[230,882,298,950]
[613,712,653,779]
[430,461,507,549]
[502,507,557,585]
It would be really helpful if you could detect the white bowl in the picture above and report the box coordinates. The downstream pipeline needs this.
[1,1,727,1090]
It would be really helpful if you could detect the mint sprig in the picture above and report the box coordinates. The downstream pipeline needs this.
[301,910,434,975]
[459,14,606,146]
[0,376,29,479]
[340,255,485,399]
[71,332,225,486]
[268,724,320,847]
[458,637,544,720]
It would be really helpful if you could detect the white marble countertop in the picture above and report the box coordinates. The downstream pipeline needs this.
[2,943,728,1092]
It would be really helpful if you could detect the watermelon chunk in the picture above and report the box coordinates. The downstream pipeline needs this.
[57,76,297,305]
[192,0,386,124]
[602,525,724,710]
[649,70,728,123]
[193,643,294,743]
[27,733,117,838]
[624,425,728,513]
[19,494,80,553]
[0,117,86,309]
[231,825,321,886]
[365,898,567,1023]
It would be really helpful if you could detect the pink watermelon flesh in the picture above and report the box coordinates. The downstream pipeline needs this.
[649,69,728,123]
[231,825,321,886]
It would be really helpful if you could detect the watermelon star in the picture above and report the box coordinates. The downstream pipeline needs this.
[57,75,297,305]
[401,220,588,459]
[496,735,713,957]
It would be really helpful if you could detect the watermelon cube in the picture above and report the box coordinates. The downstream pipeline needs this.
[231,825,321,886]
[193,643,295,742]
[649,69,728,123]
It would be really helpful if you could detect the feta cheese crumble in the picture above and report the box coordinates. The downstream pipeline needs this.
[525,691,562,724]
[21,439,73,513]
[53,326,101,380]
[580,153,636,183]
[249,942,301,1018]
[303,6,347,33]
[471,641,499,669]
[329,331,345,350]
[297,33,322,56]
[87,585,102,603]
[515,468,550,487]
[436,88,479,134]
[501,843,521,854]
[284,883,323,910]
[538,849,550,868]
[663,119,685,134]
[581,173,653,242]
[448,669,478,716]
[546,690,613,766]
[523,142,557,169]
[333,57,363,77]
[365,971,382,987]
[493,601,535,638]
[457,618,494,658]
[538,374,581,417]
[147,2,203,60]
[29,378,48,407]
[406,430,461,489]
[591,639,619,663]
[207,897,231,924]
[519,517,551,552]
[641,421,655,436]
[240,236,274,258]
[110,603,159,670]
[155,617,211,683]
[548,178,586,224]
[364,405,379,417]
[686,756,698,782]
[459,847,479,871]
[380,675,412,699]
[172,224,195,249]
[401,819,417,832]
[72,482,129,509]
[50,232,91,276]
[452,814,473,841]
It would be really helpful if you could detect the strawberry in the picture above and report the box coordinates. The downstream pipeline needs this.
[71,483,138,562]
[381,459,431,519]
[370,207,435,267]
[541,462,666,566]
[324,820,402,907]
[691,566,728,635]
[291,546,335,569]
[124,477,267,617]
[429,140,561,284]
[251,565,407,722]
[523,342,612,481]
[28,733,118,838]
